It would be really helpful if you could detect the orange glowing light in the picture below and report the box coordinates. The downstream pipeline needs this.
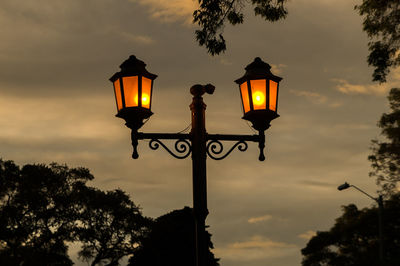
[135,93,150,106]
[113,79,123,111]
[250,79,267,110]
[269,80,278,111]
[141,77,152,109]
[122,76,139,107]
[252,91,265,107]
[240,82,250,113]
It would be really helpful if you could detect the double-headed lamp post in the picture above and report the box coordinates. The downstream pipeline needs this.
[338,182,384,266]
[110,55,282,266]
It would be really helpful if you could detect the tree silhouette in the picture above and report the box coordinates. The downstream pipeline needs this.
[0,159,150,266]
[301,193,400,265]
[193,0,288,55]
[369,88,400,195]
[77,188,151,266]
[0,160,93,265]
[128,206,219,266]
[356,0,400,83]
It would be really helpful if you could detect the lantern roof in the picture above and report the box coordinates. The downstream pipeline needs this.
[235,57,282,84]
[109,55,158,82]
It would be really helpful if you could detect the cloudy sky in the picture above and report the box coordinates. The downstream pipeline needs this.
[1,0,399,265]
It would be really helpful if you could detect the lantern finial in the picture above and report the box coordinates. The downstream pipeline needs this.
[120,55,146,72]
[245,57,272,74]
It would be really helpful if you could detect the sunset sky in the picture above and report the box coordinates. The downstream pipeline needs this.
[1,0,399,265]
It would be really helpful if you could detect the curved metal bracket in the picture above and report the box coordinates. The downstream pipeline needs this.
[149,139,192,159]
[206,140,248,160]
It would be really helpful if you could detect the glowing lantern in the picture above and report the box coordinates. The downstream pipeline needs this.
[235,57,282,131]
[110,55,157,130]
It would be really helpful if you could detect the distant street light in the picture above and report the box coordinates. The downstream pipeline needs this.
[338,182,384,266]
[110,55,283,266]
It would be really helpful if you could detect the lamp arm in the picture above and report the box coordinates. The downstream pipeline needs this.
[130,132,191,159]
[206,132,265,161]
[350,185,379,203]
[131,131,266,161]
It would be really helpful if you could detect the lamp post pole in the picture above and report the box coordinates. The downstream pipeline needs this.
[377,195,384,266]
[110,56,283,266]
[338,182,384,266]
[190,84,214,266]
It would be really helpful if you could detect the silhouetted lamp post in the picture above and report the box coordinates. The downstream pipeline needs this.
[338,182,384,266]
[110,55,282,266]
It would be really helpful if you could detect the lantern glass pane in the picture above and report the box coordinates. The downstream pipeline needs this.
[122,76,139,107]
[141,77,152,109]
[113,79,123,111]
[269,80,278,111]
[240,82,250,113]
[250,79,267,110]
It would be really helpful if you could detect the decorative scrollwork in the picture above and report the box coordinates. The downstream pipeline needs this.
[149,139,192,159]
[206,140,248,160]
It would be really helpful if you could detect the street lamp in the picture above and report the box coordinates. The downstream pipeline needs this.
[110,55,157,141]
[235,57,281,132]
[338,182,384,266]
[110,55,282,266]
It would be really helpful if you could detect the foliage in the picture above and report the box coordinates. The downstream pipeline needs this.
[368,88,400,195]
[77,188,151,266]
[0,160,93,265]
[193,0,288,55]
[0,159,150,266]
[128,206,219,266]
[356,0,400,82]
[301,193,400,265]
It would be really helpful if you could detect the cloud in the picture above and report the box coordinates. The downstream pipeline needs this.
[214,236,297,261]
[298,230,317,240]
[290,89,342,107]
[220,58,233,66]
[290,90,327,104]
[331,66,400,96]
[0,93,121,142]
[248,214,272,224]
[131,0,198,24]
[270,64,287,75]
[299,180,336,189]
[119,32,155,44]
[332,79,389,95]
[330,55,400,97]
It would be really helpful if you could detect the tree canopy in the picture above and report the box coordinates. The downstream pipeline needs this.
[0,160,93,265]
[193,0,288,55]
[301,193,400,265]
[193,0,400,83]
[0,160,220,266]
[0,159,150,266]
[128,206,220,266]
[356,0,400,83]
[77,188,150,266]
[369,88,400,195]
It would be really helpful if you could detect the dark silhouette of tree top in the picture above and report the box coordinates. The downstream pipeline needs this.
[302,193,400,265]
[0,160,93,265]
[193,0,288,55]
[129,206,220,266]
[77,188,150,266]
[356,0,400,83]
[192,0,399,84]
[0,159,150,266]
[369,88,400,195]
